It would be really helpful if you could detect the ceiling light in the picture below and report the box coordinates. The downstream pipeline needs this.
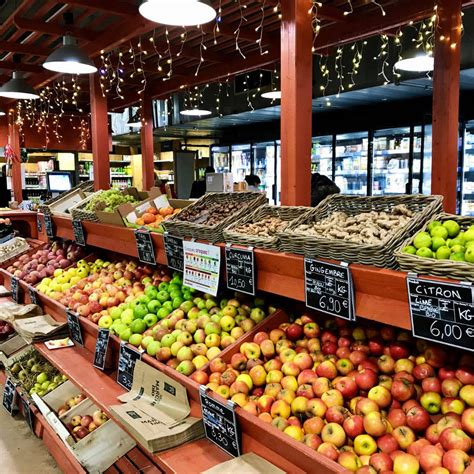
[139,0,216,26]
[128,121,142,128]
[43,35,97,74]
[180,109,212,116]
[261,90,281,100]
[394,55,434,72]
[0,72,39,100]
[0,111,5,116]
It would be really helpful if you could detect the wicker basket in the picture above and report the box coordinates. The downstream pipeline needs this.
[69,190,103,223]
[162,192,267,242]
[396,213,474,281]
[223,205,309,251]
[278,194,443,269]
[39,181,95,216]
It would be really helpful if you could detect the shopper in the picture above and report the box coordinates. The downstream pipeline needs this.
[311,172,340,206]
[0,165,10,207]
[245,174,261,192]
[190,166,215,199]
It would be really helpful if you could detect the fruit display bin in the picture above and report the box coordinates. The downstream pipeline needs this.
[278,194,443,269]
[0,239,46,270]
[396,213,474,281]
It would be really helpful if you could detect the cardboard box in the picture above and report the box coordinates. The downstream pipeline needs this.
[206,173,233,193]
[0,333,28,367]
[48,188,88,218]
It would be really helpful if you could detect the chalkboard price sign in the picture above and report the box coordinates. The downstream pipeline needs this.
[28,286,38,305]
[93,328,110,370]
[164,233,184,272]
[407,276,474,352]
[225,246,255,296]
[134,229,156,265]
[199,386,241,457]
[72,219,86,246]
[21,397,34,432]
[36,214,43,233]
[11,276,20,303]
[2,377,17,415]
[304,258,355,321]
[66,310,84,346]
[117,343,142,391]
[44,214,54,239]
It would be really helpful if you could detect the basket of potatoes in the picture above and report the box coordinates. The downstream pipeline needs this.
[223,205,309,250]
[278,194,443,269]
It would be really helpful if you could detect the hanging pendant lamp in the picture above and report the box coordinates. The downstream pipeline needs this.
[394,54,434,72]
[0,71,39,100]
[139,0,216,26]
[180,108,212,116]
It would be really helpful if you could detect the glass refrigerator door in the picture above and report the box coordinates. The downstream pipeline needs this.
[420,125,432,195]
[253,142,276,204]
[276,141,281,205]
[411,126,424,194]
[462,122,474,216]
[372,127,411,195]
[211,146,230,172]
[312,135,334,177]
[231,144,252,184]
[335,132,369,195]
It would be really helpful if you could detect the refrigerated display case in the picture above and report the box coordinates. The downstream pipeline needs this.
[276,140,281,205]
[231,144,252,184]
[462,122,474,216]
[210,146,231,173]
[334,132,369,195]
[253,142,276,204]
[411,126,426,194]
[312,136,334,176]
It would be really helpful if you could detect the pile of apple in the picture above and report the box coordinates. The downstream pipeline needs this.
[56,393,87,416]
[66,410,109,441]
[195,315,473,473]
[6,240,86,285]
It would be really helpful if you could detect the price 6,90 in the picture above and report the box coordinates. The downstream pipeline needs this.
[319,295,347,314]
[430,320,463,341]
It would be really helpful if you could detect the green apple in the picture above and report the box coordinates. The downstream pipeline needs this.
[450,252,465,262]
[451,244,465,254]
[119,328,132,341]
[431,236,446,251]
[144,285,158,298]
[161,334,176,347]
[109,307,123,320]
[420,391,441,414]
[250,308,266,324]
[158,282,169,291]
[416,247,433,258]
[403,245,417,255]
[172,297,184,309]
[157,291,170,303]
[205,299,217,310]
[176,360,195,376]
[443,220,460,238]
[157,307,171,320]
[169,290,182,300]
[98,315,113,329]
[131,319,147,334]
[143,313,158,327]
[121,309,134,326]
[220,315,235,332]
[138,294,151,305]
[147,299,161,313]
[141,335,154,349]
[37,372,48,384]
[464,227,474,242]
[430,225,449,239]
[205,321,221,335]
[129,334,143,347]
[133,303,148,319]
[180,300,194,314]
[436,246,451,260]
[465,247,474,263]
[162,301,173,312]
[413,232,432,250]
[147,340,161,356]
[427,220,442,232]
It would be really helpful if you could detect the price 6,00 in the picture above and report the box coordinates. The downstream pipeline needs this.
[430,320,463,341]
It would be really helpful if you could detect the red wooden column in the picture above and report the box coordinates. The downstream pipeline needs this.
[280,0,313,206]
[141,93,155,191]
[90,74,110,191]
[431,0,462,213]
[9,112,23,203]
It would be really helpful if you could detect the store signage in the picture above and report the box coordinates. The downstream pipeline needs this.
[199,386,241,458]
[21,396,34,432]
[134,228,156,265]
[44,214,54,239]
[66,310,84,346]
[225,246,255,296]
[72,219,86,247]
[304,258,355,321]
[28,286,38,305]
[11,276,19,303]
[183,241,221,297]
[36,214,43,233]
[163,233,184,272]
[117,343,142,391]
[407,276,474,352]
[93,328,110,371]
[2,377,16,415]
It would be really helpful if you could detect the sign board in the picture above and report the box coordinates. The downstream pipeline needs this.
[21,397,34,432]
[199,386,240,457]
[304,258,355,321]
[72,219,86,247]
[134,229,156,265]
[28,286,38,305]
[2,377,16,414]
[183,241,221,296]
[164,233,184,272]
[407,276,474,352]
[93,328,110,370]
[36,214,43,233]
[66,310,83,346]
[117,343,142,391]
[225,246,255,296]
[44,214,54,239]
[11,276,20,303]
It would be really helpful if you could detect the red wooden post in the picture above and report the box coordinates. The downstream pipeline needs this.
[431,0,462,213]
[141,93,155,191]
[280,0,313,206]
[90,74,110,191]
[9,112,23,203]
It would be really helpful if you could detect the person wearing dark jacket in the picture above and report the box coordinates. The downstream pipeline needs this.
[311,173,340,207]
[190,166,215,199]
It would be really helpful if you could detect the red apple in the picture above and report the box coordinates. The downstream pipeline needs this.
[406,406,431,432]
[391,378,415,402]
[413,363,435,380]
[461,407,474,436]
[424,346,446,368]
[389,342,409,360]
[387,408,407,428]
[422,377,442,393]
[419,445,444,472]
[426,423,442,445]
[80,415,93,428]
[343,415,364,438]
[355,369,378,391]
[335,376,358,399]
[286,323,303,341]
[325,406,350,425]
[439,427,471,452]
[407,438,430,457]
[376,434,399,454]
[442,449,470,473]
[370,452,393,472]
[441,378,463,397]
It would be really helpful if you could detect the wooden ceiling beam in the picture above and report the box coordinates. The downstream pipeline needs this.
[64,0,137,17]
[0,40,51,57]
[0,61,43,73]
[254,0,347,21]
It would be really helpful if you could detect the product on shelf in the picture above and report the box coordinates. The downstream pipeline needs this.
[200,314,473,472]
[56,393,87,416]
[232,216,288,237]
[84,189,139,213]
[134,206,180,227]
[0,320,15,341]
[176,200,247,227]
[65,410,109,440]
[0,237,30,264]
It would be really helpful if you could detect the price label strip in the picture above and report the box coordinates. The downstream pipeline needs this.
[163,233,184,272]
[66,310,84,346]
[304,258,355,321]
[134,229,156,265]
[199,386,241,458]
[407,276,474,352]
[117,343,142,391]
[72,219,86,247]
[28,286,38,305]
[93,328,110,371]
[36,214,43,233]
[225,246,256,296]
[44,214,54,239]
[2,377,17,415]
[11,276,20,303]
[21,397,35,432]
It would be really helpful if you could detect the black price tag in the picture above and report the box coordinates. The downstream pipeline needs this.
[407,276,474,352]
[164,233,184,272]
[93,328,110,371]
[21,397,34,432]
[72,219,86,247]
[2,378,17,415]
[225,246,255,296]
[11,276,20,303]
[44,214,54,239]
[28,286,38,305]
[36,214,43,233]
[199,386,240,457]
[304,258,355,321]
[117,343,142,391]
[66,310,84,346]
[134,229,156,265]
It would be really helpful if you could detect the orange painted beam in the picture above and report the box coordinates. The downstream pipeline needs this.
[141,93,155,191]
[280,0,313,206]
[9,114,22,203]
[90,75,110,191]
[431,0,462,213]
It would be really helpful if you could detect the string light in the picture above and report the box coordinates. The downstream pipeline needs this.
[234,0,248,59]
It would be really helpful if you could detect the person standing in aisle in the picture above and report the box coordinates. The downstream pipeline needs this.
[311,172,340,206]
[190,166,215,199]
[245,174,262,192]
